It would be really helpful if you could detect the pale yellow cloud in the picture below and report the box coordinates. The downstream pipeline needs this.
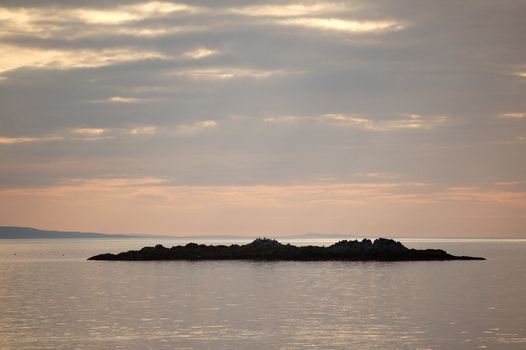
[263,116,302,124]
[0,135,63,144]
[0,7,59,38]
[229,3,348,17]
[320,114,448,130]
[176,120,218,135]
[321,114,375,128]
[0,125,158,146]
[111,25,203,38]
[0,44,166,73]
[99,96,145,104]
[183,48,220,60]
[499,112,526,119]
[0,2,401,43]
[128,126,157,135]
[260,113,448,130]
[74,2,198,25]
[388,114,449,129]
[73,9,137,25]
[277,18,405,33]
[0,8,200,40]
[0,4,205,40]
[69,126,159,138]
[175,68,284,80]
[0,2,199,34]
[68,128,109,141]
[515,72,526,78]
[70,128,107,136]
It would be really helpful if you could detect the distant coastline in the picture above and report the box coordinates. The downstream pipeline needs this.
[0,226,355,240]
[0,226,143,239]
[1,226,524,241]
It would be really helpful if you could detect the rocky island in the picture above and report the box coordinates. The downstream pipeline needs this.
[88,238,485,261]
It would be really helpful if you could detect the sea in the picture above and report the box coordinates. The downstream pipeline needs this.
[0,238,525,350]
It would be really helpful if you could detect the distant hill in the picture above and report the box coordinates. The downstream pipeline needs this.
[282,232,358,239]
[0,226,358,240]
[0,226,143,239]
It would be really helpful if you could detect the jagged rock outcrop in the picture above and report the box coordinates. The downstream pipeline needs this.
[88,238,485,261]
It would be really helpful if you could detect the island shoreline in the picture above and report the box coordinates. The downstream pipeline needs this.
[88,238,485,262]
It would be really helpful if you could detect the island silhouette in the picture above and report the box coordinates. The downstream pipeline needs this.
[88,238,485,261]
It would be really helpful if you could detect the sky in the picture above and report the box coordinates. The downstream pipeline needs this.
[0,0,525,237]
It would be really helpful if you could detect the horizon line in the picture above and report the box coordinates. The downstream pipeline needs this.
[1,225,525,241]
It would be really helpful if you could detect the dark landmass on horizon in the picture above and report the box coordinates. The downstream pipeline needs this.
[0,226,360,240]
[88,238,485,261]
[1,226,520,240]
[0,226,148,239]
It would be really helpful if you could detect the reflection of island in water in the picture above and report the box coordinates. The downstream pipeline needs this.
[88,238,485,261]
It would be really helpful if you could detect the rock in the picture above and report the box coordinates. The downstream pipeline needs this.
[87,238,485,262]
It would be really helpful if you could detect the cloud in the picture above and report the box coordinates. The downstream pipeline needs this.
[176,120,218,135]
[63,177,168,188]
[0,126,157,145]
[499,112,526,119]
[74,2,200,25]
[440,187,526,207]
[1,1,525,236]
[2,178,524,235]
[109,25,203,38]
[0,178,428,206]
[495,181,522,187]
[183,48,220,60]
[226,3,404,34]
[320,114,375,129]
[1,122,225,146]
[128,126,157,135]
[70,128,106,136]
[0,2,402,42]
[276,18,405,33]
[0,2,200,37]
[354,172,401,180]
[174,68,285,80]
[0,7,55,39]
[320,114,448,130]
[0,4,202,40]
[68,126,158,139]
[0,135,63,144]
[0,44,166,73]
[69,128,109,141]
[0,126,159,145]
[228,3,348,17]
[0,1,405,75]
[263,116,302,124]
[262,113,449,131]
[97,96,146,104]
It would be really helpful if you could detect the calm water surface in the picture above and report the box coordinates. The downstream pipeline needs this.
[0,238,525,349]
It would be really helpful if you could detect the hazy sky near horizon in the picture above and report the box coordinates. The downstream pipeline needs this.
[0,0,525,237]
